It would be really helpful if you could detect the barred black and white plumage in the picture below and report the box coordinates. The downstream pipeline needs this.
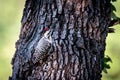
[32,30,53,63]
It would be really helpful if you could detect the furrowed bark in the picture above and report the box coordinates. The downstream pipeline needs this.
[10,0,111,80]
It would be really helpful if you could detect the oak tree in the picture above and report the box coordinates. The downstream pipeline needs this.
[10,0,116,80]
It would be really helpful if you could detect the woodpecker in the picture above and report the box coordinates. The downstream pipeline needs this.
[32,29,54,63]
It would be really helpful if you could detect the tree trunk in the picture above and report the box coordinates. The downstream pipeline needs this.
[10,0,111,80]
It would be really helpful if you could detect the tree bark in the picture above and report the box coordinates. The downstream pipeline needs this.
[10,0,111,80]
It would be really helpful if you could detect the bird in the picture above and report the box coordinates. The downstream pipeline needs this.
[32,28,54,63]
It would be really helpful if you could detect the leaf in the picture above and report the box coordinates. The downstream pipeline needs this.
[108,28,115,33]
[103,64,111,74]
[103,68,108,73]
[111,12,120,26]
[111,12,117,19]
[111,0,117,2]
[104,55,112,63]
[102,55,112,74]
[109,19,119,27]
[104,64,111,69]
[111,4,116,12]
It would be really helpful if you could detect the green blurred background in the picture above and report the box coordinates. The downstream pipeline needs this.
[0,0,120,80]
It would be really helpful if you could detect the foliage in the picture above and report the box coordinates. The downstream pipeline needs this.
[111,0,120,24]
[102,0,120,75]
[102,55,112,73]
[102,0,120,80]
